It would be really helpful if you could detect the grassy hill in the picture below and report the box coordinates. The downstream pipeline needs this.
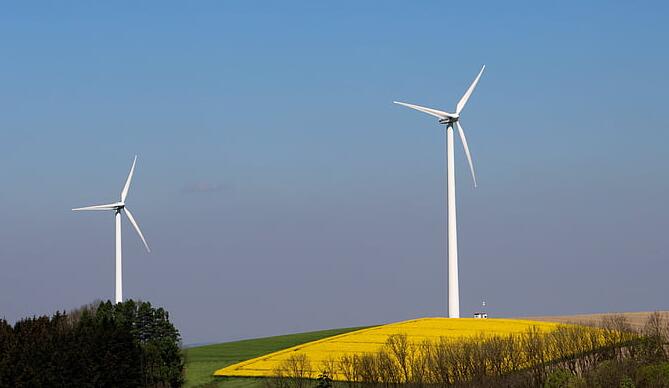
[185,312,668,386]
[215,318,560,380]
[184,326,372,387]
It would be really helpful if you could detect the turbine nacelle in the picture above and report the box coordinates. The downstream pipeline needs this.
[438,114,459,125]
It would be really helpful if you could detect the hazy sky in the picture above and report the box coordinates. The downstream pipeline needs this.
[1,1,668,345]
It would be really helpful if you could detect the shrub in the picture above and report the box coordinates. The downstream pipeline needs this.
[635,362,669,387]
[620,376,636,388]
[586,360,634,388]
[315,371,332,388]
[545,369,580,388]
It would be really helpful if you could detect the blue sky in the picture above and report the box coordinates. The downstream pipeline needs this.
[0,1,668,344]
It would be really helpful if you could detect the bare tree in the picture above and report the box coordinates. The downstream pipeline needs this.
[357,353,380,384]
[425,337,453,385]
[65,299,103,327]
[338,354,359,387]
[271,354,312,388]
[319,355,339,381]
[385,333,414,382]
[641,311,668,362]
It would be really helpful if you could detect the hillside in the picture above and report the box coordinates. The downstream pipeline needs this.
[214,317,559,380]
[184,326,371,387]
[187,312,668,387]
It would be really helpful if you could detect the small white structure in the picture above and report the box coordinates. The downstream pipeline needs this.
[473,300,487,318]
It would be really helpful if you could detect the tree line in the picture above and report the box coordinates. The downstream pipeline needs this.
[0,300,184,387]
[268,313,669,388]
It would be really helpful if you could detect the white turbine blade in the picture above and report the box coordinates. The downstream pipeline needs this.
[121,155,137,202]
[456,65,485,114]
[456,121,477,188]
[393,101,455,119]
[72,203,119,211]
[123,207,150,253]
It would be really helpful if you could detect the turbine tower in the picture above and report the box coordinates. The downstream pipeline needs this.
[394,66,485,318]
[73,155,151,304]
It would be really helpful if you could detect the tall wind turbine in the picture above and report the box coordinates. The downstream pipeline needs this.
[394,65,485,318]
[73,156,151,304]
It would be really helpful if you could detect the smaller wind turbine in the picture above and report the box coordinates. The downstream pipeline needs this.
[73,156,150,304]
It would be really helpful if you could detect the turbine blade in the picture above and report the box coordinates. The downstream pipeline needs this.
[121,155,137,202]
[456,65,485,114]
[72,203,119,211]
[393,101,455,119]
[456,121,477,188]
[123,207,151,253]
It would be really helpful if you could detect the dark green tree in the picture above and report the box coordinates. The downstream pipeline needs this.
[0,300,183,387]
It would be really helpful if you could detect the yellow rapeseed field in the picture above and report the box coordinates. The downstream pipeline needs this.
[214,317,560,379]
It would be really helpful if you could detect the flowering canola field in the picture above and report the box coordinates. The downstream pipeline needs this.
[214,317,559,379]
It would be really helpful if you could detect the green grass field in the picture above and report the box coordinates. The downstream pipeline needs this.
[184,326,372,387]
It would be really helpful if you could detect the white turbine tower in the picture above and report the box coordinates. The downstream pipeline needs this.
[394,65,485,318]
[73,155,151,304]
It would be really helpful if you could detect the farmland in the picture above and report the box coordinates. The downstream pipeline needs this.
[184,312,669,386]
[214,317,559,379]
[184,327,371,387]
[520,311,669,330]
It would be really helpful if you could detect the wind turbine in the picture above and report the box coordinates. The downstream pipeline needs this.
[73,156,151,304]
[394,65,485,318]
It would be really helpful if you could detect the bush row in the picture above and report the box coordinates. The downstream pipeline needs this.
[268,313,669,388]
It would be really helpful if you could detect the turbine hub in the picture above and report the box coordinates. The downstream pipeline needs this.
[438,115,459,125]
